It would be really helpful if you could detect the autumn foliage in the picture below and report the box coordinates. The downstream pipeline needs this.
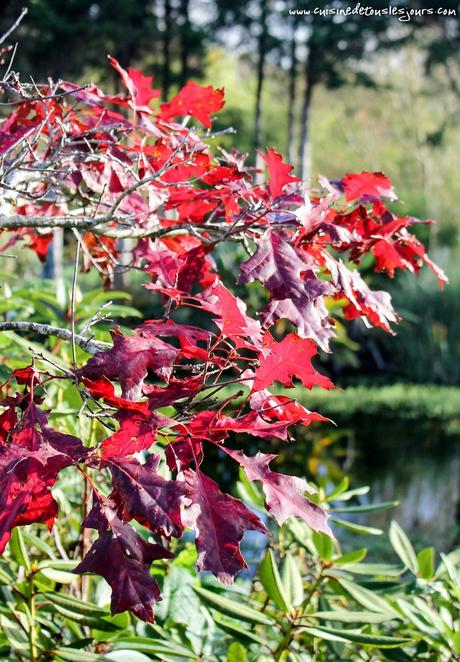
[0,57,447,622]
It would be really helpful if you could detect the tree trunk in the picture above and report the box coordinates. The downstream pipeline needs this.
[298,53,315,184]
[179,0,190,87]
[286,23,298,165]
[253,0,268,155]
[162,0,172,100]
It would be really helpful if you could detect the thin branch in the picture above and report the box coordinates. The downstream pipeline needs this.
[0,321,108,354]
[0,8,27,46]
[70,238,81,367]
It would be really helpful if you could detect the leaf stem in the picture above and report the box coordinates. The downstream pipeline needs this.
[272,563,324,661]
[28,572,38,662]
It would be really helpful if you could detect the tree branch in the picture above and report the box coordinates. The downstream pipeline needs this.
[0,321,109,354]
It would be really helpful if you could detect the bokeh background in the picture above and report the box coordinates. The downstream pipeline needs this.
[1,0,459,551]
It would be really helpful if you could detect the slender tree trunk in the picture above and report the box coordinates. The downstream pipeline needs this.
[253,0,268,155]
[43,228,65,308]
[286,23,298,165]
[162,0,172,99]
[298,53,315,184]
[179,0,190,87]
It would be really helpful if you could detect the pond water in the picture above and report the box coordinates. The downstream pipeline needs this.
[206,406,460,553]
[348,424,460,550]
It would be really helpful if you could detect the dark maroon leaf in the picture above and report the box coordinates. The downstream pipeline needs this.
[108,454,185,538]
[75,497,172,621]
[182,467,268,583]
[77,326,179,401]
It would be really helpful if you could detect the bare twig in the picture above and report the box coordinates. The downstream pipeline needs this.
[0,321,108,354]
[0,8,27,47]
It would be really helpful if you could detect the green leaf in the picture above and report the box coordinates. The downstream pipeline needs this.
[312,531,335,560]
[9,529,30,572]
[55,648,101,661]
[343,563,404,577]
[192,586,275,625]
[333,548,368,565]
[417,547,435,580]
[312,610,391,624]
[331,501,398,514]
[330,486,370,502]
[259,549,290,611]
[336,578,400,618]
[42,592,109,618]
[110,637,196,658]
[389,521,418,573]
[330,517,383,536]
[38,568,76,584]
[38,560,77,571]
[440,552,460,594]
[452,631,460,655]
[0,615,29,654]
[281,552,304,607]
[21,532,56,559]
[395,599,449,648]
[301,625,411,648]
[227,642,247,662]
[214,614,268,647]
[102,653,152,662]
[326,477,349,501]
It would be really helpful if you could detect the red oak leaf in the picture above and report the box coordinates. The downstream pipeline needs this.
[159,81,225,128]
[143,242,214,300]
[82,377,171,458]
[341,171,397,202]
[324,254,399,333]
[261,148,300,199]
[179,408,312,443]
[198,280,262,347]
[249,391,329,427]
[100,408,166,459]
[239,231,335,350]
[108,56,160,113]
[0,403,86,553]
[77,326,179,401]
[182,467,268,584]
[75,498,172,621]
[143,376,204,407]
[108,454,185,538]
[252,332,334,392]
[225,449,332,536]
